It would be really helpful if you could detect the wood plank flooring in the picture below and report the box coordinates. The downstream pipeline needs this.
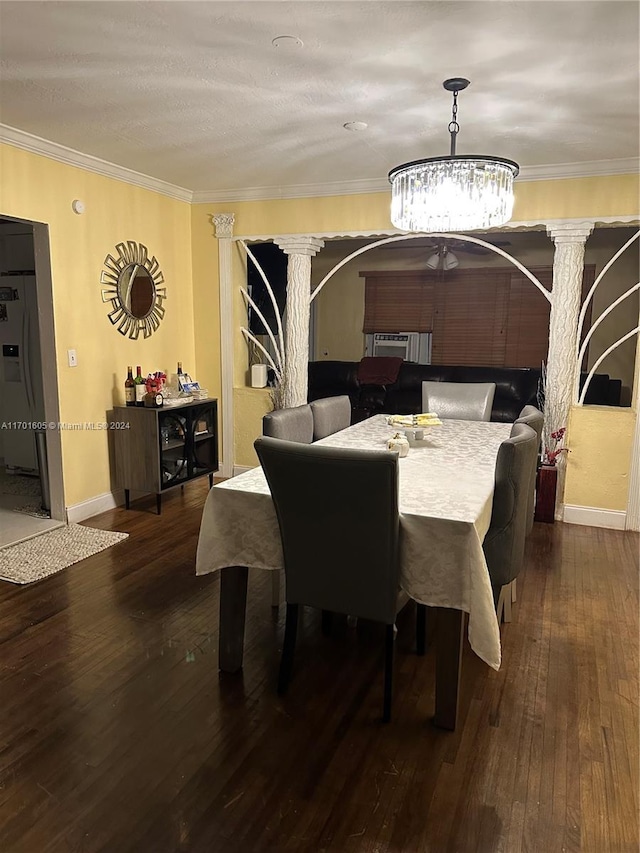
[0,481,637,852]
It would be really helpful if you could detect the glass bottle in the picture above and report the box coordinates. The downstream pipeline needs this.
[124,366,135,406]
[134,365,145,407]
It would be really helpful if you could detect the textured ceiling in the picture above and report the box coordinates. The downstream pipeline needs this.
[0,1,638,197]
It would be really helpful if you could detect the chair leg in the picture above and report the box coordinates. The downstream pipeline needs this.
[496,586,506,623]
[511,579,517,603]
[383,623,395,723]
[496,585,512,624]
[271,570,281,608]
[416,603,427,656]
[503,587,512,623]
[278,603,299,696]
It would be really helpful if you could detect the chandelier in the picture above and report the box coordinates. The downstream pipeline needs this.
[389,78,519,233]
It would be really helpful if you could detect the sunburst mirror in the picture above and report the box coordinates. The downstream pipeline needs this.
[100,241,167,339]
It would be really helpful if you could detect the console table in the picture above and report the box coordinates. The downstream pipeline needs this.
[109,398,218,514]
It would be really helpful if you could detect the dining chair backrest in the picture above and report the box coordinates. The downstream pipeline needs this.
[310,395,352,441]
[254,436,400,623]
[262,404,314,444]
[482,422,538,599]
[421,381,496,421]
[515,405,544,535]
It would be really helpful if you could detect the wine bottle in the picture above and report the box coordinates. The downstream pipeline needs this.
[177,362,183,376]
[124,366,135,406]
[134,365,145,407]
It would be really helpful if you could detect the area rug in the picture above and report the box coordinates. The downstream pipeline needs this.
[0,469,42,497]
[0,524,129,584]
[13,500,50,519]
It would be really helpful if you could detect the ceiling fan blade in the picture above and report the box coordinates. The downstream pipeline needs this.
[381,241,438,251]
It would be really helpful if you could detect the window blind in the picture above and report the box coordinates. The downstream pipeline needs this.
[504,268,553,368]
[431,270,511,366]
[361,264,596,368]
[361,272,434,333]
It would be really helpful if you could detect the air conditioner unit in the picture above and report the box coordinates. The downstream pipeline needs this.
[365,333,431,364]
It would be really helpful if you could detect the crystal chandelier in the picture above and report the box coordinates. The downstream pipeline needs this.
[389,78,519,233]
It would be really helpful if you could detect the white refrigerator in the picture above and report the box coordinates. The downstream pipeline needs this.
[0,274,46,471]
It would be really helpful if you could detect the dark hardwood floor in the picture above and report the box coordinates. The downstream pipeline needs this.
[0,480,638,852]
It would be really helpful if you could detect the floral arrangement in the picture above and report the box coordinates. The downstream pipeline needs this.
[543,427,569,466]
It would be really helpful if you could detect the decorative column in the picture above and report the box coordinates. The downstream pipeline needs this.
[213,213,235,478]
[545,221,593,512]
[275,236,325,408]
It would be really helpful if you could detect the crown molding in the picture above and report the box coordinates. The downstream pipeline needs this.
[191,177,387,204]
[193,159,640,203]
[2,124,637,205]
[520,158,640,181]
[0,124,193,203]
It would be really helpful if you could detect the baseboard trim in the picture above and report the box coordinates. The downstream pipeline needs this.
[232,465,253,477]
[67,491,123,523]
[563,504,627,530]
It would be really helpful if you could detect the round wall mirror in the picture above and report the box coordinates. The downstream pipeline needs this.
[100,241,167,339]
[118,264,155,319]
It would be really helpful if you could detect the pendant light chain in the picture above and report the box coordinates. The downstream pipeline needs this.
[448,89,460,156]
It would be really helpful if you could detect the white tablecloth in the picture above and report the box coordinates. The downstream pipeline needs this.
[196,415,512,670]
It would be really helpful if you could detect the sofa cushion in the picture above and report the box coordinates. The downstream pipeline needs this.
[308,361,359,404]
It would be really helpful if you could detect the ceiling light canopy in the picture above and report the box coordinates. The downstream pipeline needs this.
[389,78,519,233]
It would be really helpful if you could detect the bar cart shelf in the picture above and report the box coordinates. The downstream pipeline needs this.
[109,398,218,514]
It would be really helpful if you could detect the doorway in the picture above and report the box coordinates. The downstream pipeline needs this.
[0,216,64,547]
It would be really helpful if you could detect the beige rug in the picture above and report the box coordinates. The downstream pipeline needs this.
[0,523,129,584]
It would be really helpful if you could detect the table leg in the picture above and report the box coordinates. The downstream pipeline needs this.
[433,607,465,731]
[219,566,249,672]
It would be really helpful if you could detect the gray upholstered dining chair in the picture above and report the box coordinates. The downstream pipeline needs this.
[310,395,352,441]
[515,405,544,537]
[262,404,314,606]
[254,436,400,722]
[262,404,314,444]
[421,381,496,421]
[482,422,538,623]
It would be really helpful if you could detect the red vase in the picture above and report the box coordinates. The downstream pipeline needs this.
[535,464,558,524]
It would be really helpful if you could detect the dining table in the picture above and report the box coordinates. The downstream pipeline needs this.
[195,414,512,730]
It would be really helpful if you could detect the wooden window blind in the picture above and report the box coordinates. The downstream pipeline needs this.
[431,270,511,366]
[361,272,434,333]
[361,264,595,368]
[504,268,553,368]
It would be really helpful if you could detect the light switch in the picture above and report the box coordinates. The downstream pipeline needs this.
[67,349,78,367]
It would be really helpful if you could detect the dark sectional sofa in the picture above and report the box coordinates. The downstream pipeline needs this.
[308,360,621,424]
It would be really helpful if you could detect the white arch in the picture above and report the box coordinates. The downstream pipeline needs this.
[579,327,640,405]
[576,230,640,356]
[310,232,551,304]
[575,281,640,401]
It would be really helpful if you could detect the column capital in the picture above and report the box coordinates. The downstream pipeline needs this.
[275,236,325,256]
[546,221,594,244]
[212,213,235,239]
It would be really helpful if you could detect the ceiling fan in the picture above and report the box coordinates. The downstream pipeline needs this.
[381,237,511,255]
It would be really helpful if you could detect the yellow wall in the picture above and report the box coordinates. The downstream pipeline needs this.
[234,387,272,467]
[565,405,636,511]
[0,144,194,507]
